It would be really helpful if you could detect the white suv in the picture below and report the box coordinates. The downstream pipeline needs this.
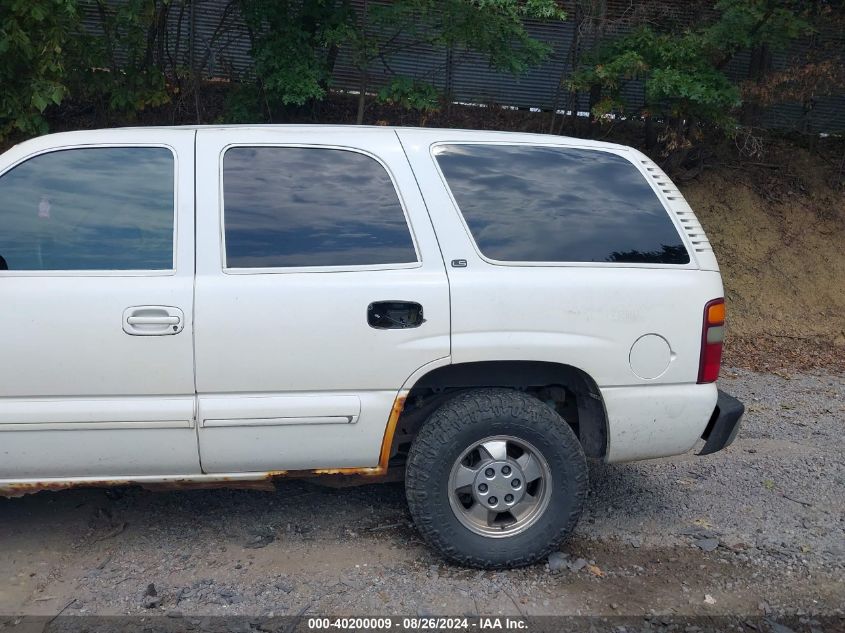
[0,126,743,568]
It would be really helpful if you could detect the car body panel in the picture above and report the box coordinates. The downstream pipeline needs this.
[192,127,451,472]
[0,125,730,492]
[0,129,200,479]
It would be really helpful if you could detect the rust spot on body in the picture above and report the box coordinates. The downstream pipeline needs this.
[0,393,409,497]
[262,392,407,482]
[0,479,132,498]
[141,480,276,493]
[378,393,407,471]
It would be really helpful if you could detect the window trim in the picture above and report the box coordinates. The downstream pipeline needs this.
[430,141,697,270]
[218,143,422,275]
[0,143,179,277]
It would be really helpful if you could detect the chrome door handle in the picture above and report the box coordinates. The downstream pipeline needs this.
[123,306,185,336]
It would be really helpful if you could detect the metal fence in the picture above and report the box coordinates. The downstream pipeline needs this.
[80,0,845,134]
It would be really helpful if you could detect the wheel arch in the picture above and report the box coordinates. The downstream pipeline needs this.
[394,360,608,459]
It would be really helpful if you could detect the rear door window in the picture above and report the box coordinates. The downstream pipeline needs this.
[434,144,689,265]
[0,147,175,271]
[222,147,418,268]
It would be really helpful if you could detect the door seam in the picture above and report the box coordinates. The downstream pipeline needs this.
[190,129,206,473]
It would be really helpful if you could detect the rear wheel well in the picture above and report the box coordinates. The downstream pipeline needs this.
[392,361,607,462]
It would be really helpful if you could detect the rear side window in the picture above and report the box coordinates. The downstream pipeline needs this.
[434,144,689,265]
[223,147,417,268]
[0,147,175,271]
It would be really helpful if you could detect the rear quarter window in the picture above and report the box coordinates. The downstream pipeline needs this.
[434,144,689,265]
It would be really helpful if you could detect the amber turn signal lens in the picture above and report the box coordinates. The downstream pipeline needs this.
[707,302,725,325]
[698,298,725,384]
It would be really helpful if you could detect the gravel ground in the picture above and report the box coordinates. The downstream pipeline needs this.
[583,368,845,568]
[1,368,843,624]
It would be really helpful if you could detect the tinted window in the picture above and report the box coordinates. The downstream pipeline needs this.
[0,147,174,271]
[223,147,417,268]
[435,145,689,264]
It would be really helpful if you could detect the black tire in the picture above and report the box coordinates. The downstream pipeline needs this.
[405,388,587,569]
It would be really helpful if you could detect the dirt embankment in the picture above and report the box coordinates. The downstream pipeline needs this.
[680,147,845,372]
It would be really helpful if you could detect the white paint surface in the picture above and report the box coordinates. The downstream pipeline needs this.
[0,125,727,491]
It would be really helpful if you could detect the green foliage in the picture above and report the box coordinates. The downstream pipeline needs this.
[0,0,79,138]
[347,0,565,119]
[1,0,825,147]
[434,0,566,74]
[575,28,742,126]
[366,0,566,74]
[1,0,565,134]
[239,0,352,109]
[72,0,171,116]
[573,0,812,133]
[377,77,441,112]
[705,0,811,54]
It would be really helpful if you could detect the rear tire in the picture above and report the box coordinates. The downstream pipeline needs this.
[405,388,587,569]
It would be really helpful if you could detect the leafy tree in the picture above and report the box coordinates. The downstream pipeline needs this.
[236,0,352,118]
[72,0,173,118]
[437,0,566,73]
[577,27,742,126]
[0,0,80,139]
[377,76,441,124]
[572,0,812,154]
[350,0,566,123]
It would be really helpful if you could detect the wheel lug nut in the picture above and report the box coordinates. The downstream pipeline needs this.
[488,496,498,505]
[512,479,521,488]
[478,483,488,493]
[501,465,511,475]
[484,468,495,477]
[505,494,514,503]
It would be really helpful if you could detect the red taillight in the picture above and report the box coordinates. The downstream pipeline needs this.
[698,298,725,384]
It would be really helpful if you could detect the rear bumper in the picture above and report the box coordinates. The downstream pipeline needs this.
[698,389,745,456]
[602,382,718,462]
